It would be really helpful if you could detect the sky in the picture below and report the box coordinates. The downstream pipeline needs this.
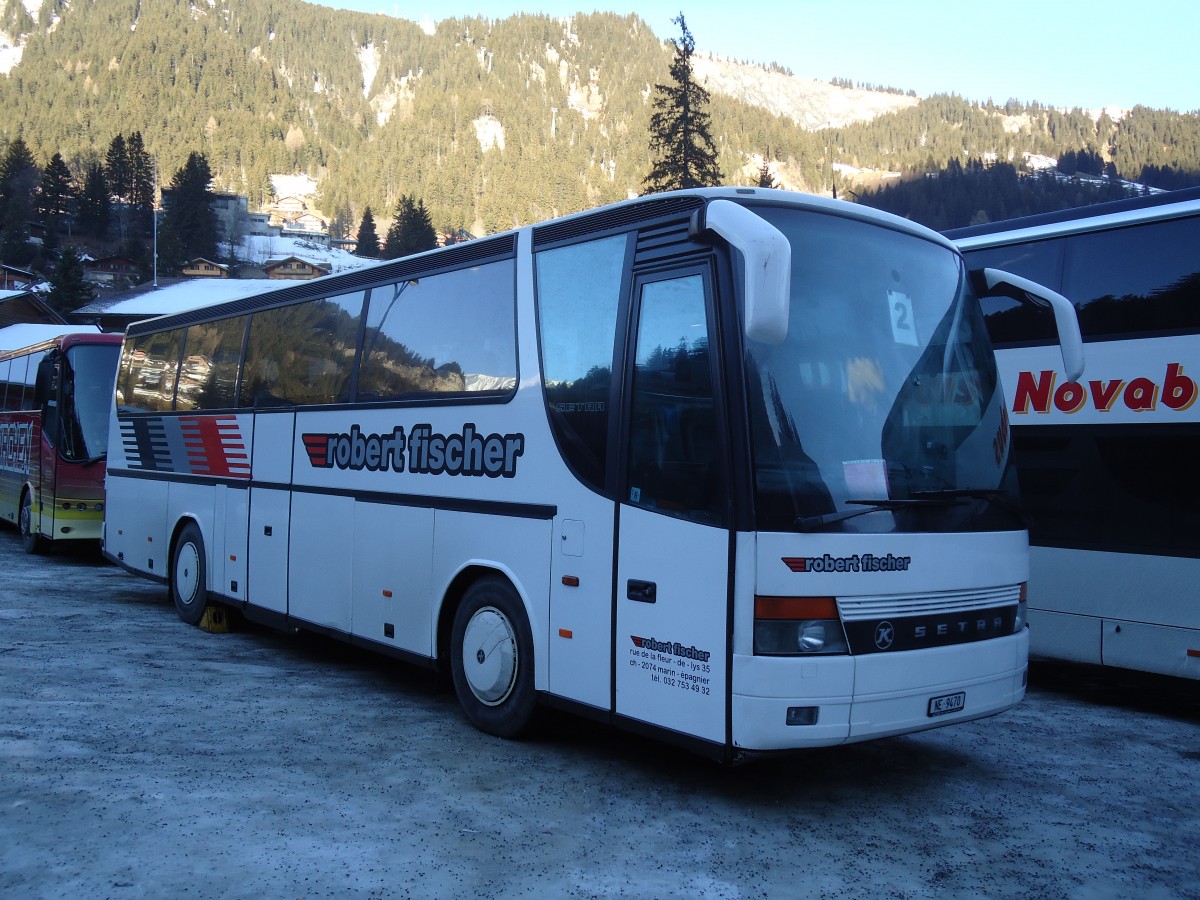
[304,0,1197,113]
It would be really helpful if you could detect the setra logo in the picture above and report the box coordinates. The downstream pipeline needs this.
[874,621,895,650]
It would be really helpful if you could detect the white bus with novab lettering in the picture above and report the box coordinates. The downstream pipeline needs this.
[949,187,1200,681]
[103,188,1082,762]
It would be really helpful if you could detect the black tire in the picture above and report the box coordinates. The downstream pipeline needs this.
[449,577,537,739]
[18,490,46,555]
[171,522,210,626]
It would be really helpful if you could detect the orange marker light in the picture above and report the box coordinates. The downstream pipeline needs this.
[754,596,838,620]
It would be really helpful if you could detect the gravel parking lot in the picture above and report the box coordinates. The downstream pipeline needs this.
[2,529,1198,899]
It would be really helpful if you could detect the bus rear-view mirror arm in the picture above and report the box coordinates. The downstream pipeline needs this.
[690,199,791,345]
[978,267,1085,381]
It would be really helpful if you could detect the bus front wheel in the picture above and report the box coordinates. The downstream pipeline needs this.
[450,577,537,739]
[18,490,46,555]
[171,522,210,626]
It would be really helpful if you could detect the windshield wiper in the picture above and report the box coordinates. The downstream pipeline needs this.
[795,497,955,533]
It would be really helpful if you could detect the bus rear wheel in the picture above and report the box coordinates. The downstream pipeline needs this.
[450,577,537,739]
[18,490,46,555]
[171,522,210,626]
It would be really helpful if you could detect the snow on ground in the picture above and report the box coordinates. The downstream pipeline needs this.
[269,174,318,199]
[237,232,375,275]
[1,533,1199,897]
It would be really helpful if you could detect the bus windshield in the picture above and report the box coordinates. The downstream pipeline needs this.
[744,206,1018,533]
[60,343,121,463]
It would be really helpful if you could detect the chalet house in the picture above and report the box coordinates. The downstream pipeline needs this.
[182,258,231,278]
[272,195,308,216]
[262,257,332,280]
[0,264,37,291]
[0,289,67,327]
[330,236,358,253]
[83,256,140,288]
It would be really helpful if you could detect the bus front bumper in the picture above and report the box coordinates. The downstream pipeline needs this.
[731,629,1029,751]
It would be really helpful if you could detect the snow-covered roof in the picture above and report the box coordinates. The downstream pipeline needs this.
[0,323,101,355]
[74,231,381,320]
[75,280,284,318]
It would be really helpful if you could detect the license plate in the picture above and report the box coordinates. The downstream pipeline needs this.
[927,691,966,717]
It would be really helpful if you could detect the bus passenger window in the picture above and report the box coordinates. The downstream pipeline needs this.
[178,317,248,411]
[357,261,516,403]
[115,331,183,413]
[241,294,362,408]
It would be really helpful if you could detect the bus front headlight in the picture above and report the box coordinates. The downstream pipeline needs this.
[754,597,849,656]
[1014,583,1028,633]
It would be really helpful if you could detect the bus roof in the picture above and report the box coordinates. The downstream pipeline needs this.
[0,325,114,359]
[944,185,1200,245]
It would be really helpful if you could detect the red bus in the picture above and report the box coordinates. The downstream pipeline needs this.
[0,332,123,552]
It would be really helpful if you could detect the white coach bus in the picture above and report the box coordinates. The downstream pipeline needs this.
[948,186,1200,681]
[104,188,1082,761]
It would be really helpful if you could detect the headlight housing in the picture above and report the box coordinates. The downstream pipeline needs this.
[754,596,849,655]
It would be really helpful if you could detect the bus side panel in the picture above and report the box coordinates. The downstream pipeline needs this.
[1028,609,1102,665]
[247,489,290,615]
[0,413,35,526]
[352,502,434,656]
[1103,620,1200,680]
[1029,547,1198,626]
[431,510,552,689]
[289,492,354,633]
[220,484,249,601]
[548,493,616,712]
[105,473,169,576]
[1029,546,1200,678]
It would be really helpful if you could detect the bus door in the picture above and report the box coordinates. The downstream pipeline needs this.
[247,412,295,614]
[32,351,60,540]
[614,268,731,745]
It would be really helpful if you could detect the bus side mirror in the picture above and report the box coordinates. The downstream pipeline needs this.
[976,267,1085,381]
[34,353,58,410]
[690,200,791,344]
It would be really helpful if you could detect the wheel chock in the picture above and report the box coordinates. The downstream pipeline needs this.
[198,606,230,634]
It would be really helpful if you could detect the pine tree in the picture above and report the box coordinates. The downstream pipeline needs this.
[36,152,75,260]
[127,131,155,235]
[157,151,218,272]
[643,14,722,194]
[37,153,75,221]
[1,137,39,264]
[756,155,776,188]
[382,194,437,259]
[78,163,111,239]
[411,199,437,252]
[46,245,96,314]
[355,206,379,257]
[104,134,131,202]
